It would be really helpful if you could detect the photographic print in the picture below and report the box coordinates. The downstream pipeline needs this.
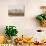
[8,5,25,16]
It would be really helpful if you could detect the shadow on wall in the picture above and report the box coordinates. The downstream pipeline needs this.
[30,16,40,27]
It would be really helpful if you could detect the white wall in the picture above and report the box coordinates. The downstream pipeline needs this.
[0,0,46,39]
